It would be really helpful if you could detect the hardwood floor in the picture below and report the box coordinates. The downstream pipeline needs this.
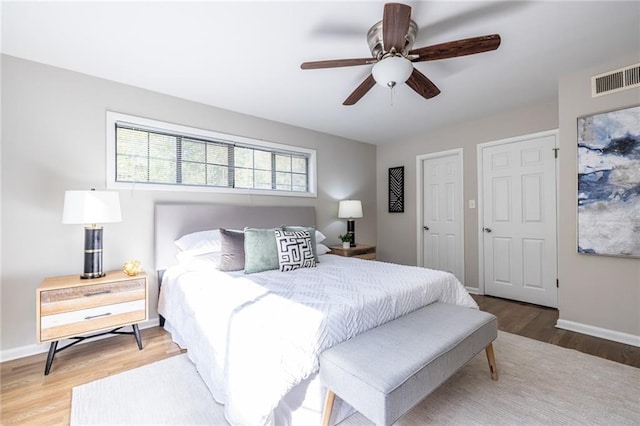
[1,297,638,425]
[0,326,184,425]
[473,294,640,368]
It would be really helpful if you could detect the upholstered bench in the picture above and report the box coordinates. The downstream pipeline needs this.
[320,302,498,426]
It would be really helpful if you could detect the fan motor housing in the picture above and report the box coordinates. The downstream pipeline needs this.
[367,20,418,58]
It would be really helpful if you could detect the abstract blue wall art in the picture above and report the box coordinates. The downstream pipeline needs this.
[577,105,640,257]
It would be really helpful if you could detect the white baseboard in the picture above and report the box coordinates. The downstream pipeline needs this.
[556,319,640,347]
[465,286,480,295]
[0,318,161,363]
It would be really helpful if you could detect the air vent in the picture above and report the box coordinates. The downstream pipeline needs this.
[592,63,640,97]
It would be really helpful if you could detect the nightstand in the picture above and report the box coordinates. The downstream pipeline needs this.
[329,244,376,260]
[36,270,148,375]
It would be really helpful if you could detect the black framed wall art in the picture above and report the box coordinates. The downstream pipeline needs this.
[388,166,404,213]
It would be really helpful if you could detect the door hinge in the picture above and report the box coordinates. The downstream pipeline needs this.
[553,148,559,159]
[556,279,559,288]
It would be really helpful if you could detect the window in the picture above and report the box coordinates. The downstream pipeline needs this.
[106,112,316,197]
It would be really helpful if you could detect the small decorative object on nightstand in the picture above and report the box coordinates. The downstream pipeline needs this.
[329,244,376,260]
[338,234,352,249]
[36,270,148,375]
[122,260,143,276]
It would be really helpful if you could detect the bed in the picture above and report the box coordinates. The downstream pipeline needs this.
[155,203,477,425]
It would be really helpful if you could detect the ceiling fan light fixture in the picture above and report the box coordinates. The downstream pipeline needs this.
[372,56,413,88]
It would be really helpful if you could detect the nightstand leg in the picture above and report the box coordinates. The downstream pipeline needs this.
[132,324,143,350]
[44,341,58,375]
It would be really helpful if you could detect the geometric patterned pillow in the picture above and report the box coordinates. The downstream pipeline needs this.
[282,225,319,262]
[274,230,316,272]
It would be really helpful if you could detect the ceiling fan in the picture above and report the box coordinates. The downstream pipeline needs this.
[301,2,501,105]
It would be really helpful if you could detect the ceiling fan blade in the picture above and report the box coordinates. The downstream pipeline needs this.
[343,74,376,105]
[383,3,412,53]
[406,69,441,99]
[301,57,377,70]
[409,34,501,62]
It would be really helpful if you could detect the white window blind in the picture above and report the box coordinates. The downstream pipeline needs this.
[106,112,316,196]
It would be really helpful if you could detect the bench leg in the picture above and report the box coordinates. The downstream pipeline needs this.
[485,343,498,380]
[322,390,336,426]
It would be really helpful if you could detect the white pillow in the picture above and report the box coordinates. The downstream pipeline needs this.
[174,229,222,256]
[176,251,221,270]
[316,243,330,255]
[315,230,327,244]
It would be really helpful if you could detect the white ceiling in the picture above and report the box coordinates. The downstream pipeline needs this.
[2,1,639,145]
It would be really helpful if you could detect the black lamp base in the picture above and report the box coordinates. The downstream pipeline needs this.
[347,219,356,247]
[81,226,104,279]
[81,272,105,280]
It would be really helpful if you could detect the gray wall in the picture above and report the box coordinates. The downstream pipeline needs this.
[376,98,559,289]
[557,54,640,337]
[377,52,640,339]
[0,55,377,353]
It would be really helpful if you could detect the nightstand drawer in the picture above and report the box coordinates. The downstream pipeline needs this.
[40,300,146,342]
[40,279,145,316]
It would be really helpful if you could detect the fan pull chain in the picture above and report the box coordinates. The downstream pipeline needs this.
[387,82,396,108]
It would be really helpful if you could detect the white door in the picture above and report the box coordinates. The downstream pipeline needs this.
[420,150,464,284]
[480,132,558,308]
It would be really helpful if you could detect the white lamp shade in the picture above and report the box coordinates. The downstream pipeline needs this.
[338,200,363,219]
[62,190,122,224]
[372,56,413,88]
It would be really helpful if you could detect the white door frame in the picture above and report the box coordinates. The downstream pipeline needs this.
[416,148,465,285]
[476,129,559,295]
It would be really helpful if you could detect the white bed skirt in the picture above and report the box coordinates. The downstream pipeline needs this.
[164,320,354,425]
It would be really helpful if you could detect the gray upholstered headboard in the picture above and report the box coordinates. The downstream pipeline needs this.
[154,203,316,271]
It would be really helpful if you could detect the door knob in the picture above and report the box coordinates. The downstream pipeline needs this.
[483,227,492,233]
[423,226,430,231]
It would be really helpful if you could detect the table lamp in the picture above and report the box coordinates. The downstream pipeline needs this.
[62,189,122,279]
[338,200,363,247]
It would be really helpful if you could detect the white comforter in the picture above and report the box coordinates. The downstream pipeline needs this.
[158,255,477,425]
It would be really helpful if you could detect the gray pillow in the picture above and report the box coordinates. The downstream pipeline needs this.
[282,225,319,262]
[244,228,281,274]
[219,229,245,272]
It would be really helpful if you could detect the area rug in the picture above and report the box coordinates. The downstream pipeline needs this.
[71,332,640,425]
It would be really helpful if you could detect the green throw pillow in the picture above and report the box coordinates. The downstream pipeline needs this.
[244,228,281,274]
